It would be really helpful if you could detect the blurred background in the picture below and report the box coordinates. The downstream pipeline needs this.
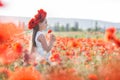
[0,0,120,32]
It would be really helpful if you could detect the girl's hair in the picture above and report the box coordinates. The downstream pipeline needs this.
[32,25,39,47]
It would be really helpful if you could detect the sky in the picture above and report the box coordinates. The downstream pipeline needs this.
[0,0,120,23]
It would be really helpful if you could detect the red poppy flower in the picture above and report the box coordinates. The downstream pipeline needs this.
[35,9,47,22]
[28,18,36,29]
[28,9,47,29]
[13,42,23,53]
[106,27,116,34]
[105,27,116,41]
[9,67,42,80]
[112,37,120,47]
[48,29,52,33]
[0,67,12,78]
[98,57,120,80]
[88,74,98,80]
[50,54,61,63]
[0,0,4,7]
[47,68,81,80]
[0,23,26,65]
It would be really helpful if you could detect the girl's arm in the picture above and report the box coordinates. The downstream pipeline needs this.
[38,34,55,52]
[30,46,36,54]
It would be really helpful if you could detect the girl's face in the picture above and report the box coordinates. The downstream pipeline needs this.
[38,19,48,30]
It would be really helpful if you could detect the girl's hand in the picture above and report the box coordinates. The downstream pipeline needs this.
[50,34,56,42]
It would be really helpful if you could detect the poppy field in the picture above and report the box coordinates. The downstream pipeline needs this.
[0,22,120,80]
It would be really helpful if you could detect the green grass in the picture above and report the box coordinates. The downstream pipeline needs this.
[54,31,105,39]
[54,31,120,39]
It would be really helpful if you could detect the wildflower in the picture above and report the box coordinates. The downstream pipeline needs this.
[48,29,52,33]
[0,0,4,7]
[9,66,42,80]
[88,74,98,80]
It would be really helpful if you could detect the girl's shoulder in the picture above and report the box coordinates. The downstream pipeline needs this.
[35,31,44,44]
[37,31,44,35]
[36,31,45,40]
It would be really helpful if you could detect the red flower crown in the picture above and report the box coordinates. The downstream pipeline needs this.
[28,9,47,29]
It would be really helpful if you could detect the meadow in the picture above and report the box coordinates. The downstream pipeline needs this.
[54,31,120,38]
[0,23,120,80]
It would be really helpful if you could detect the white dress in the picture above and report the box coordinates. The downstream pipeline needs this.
[35,31,51,63]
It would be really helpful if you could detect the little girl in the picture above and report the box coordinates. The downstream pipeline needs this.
[27,9,56,65]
